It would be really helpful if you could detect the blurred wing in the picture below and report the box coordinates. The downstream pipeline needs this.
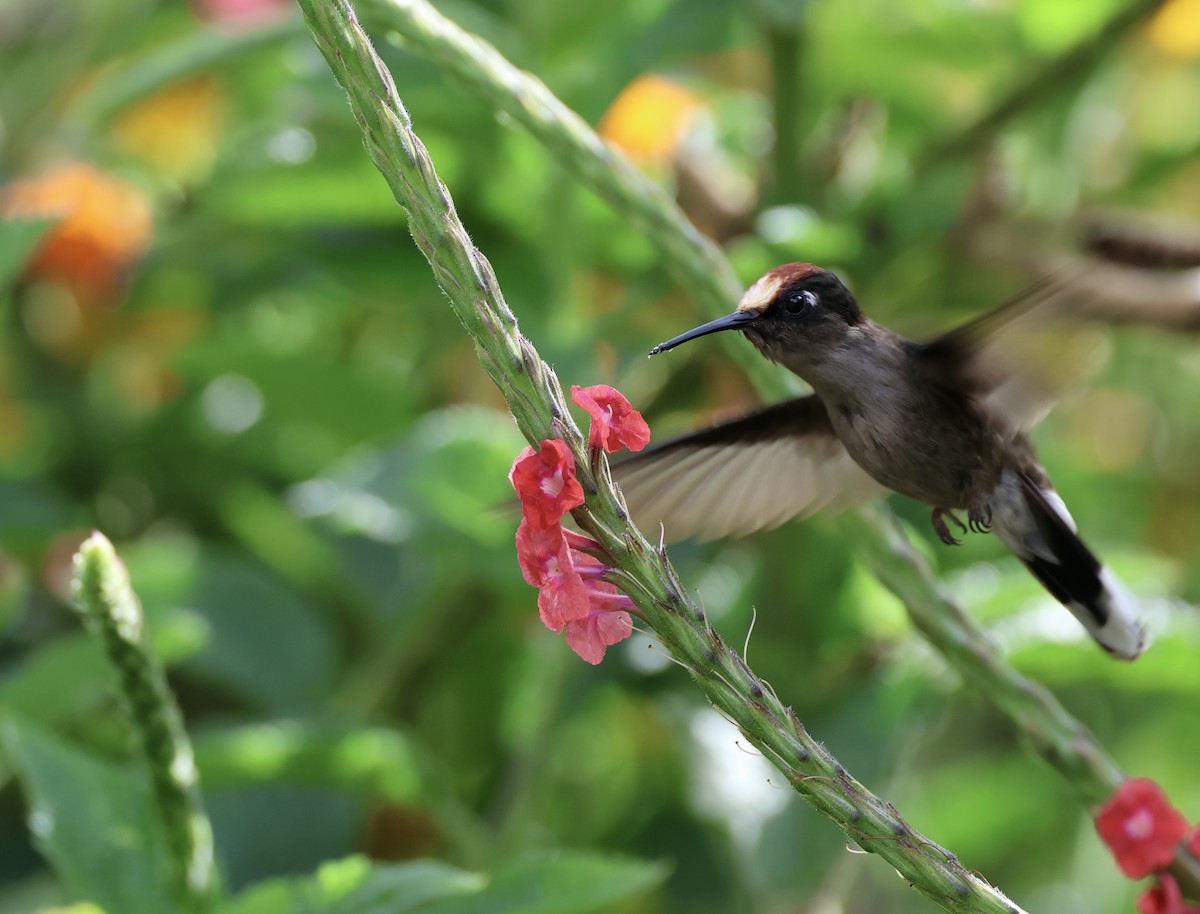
[611,396,885,542]
[917,268,1106,432]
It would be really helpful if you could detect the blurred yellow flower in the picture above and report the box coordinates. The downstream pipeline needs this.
[0,163,153,307]
[1146,0,1200,57]
[598,74,703,160]
[112,76,227,182]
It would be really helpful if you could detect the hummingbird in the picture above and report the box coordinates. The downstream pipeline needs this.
[614,263,1147,660]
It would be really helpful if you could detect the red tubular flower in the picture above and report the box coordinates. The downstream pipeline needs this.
[564,596,635,665]
[1095,778,1189,878]
[563,553,635,664]
[571,384,651,453]
[515,520,589,631]
[514,520,635,661]
[509,440,584,530]
[1189,826,1200,858]
[1138,874,1200,914]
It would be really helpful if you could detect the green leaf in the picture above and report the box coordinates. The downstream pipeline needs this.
[177,554,336,714]
[217,852,667,914]
[0,608,209,741]
[215,855,482,914]
[425,851,670,914]
[0,634,110,729]
[1015,0,1122,52]
[200,157,408,228]
[0,217,55,295]
[193,722,422,804]
[0,718,178,914]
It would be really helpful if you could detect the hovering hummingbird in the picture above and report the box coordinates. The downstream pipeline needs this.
[614,263,1146,659]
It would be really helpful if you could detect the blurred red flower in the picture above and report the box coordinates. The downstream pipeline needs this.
[571,384,651,453]
[192,0,292,29]
[1138,874,1200,914]
[508,440,584,530]
[1095,778,1189,878]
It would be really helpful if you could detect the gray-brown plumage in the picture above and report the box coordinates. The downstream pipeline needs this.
[615,263,1146,660]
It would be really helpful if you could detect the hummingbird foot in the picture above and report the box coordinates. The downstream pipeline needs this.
[930,507,967,546]
[967,496,993,534]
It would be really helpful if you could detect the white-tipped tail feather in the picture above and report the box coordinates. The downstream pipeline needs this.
[990,470,1146,660]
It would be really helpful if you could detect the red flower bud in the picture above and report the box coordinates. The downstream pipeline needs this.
[571,384,651,453]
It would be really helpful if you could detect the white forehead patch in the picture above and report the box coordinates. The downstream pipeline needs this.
[736,274,785,314]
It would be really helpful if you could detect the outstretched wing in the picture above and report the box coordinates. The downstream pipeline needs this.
[611,396,884,542]
[917,268,1104,432]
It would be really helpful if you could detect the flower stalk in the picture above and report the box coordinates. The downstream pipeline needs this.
[298,1,1029,910]
[70,532,217,912]
[356,0,786,396]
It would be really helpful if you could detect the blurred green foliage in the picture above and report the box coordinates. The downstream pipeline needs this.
[1,0,1199,911]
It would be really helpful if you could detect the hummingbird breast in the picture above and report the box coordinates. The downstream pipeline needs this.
[774,321,1023,510]
[814,363,1013,510]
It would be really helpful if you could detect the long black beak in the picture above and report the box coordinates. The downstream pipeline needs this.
[649,310,760,356]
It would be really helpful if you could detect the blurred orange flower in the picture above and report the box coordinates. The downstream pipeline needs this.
[0,163,153,307]
[598,74,704,160]
[1146,0,1200,57]
[112,76,227,182]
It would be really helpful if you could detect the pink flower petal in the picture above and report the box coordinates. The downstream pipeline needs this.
[514,520,563,588]
[564,607,634,664]
[509,440,584,530]
[537,572,590,632]
[571,384,651,453]
[515,519,591,630]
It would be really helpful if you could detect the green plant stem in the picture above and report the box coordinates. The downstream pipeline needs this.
[916,0,1165,173]
[843,504,1200,898]
[298,3,1029,911]
[356,0,788,397]
[71,533,217,913]
[765,22,805,205]
[847,506,1123,796]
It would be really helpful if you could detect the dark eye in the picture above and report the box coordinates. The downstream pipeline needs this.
[783,291,815,314]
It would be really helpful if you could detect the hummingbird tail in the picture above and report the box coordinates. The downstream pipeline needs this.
[991,472,1147,660]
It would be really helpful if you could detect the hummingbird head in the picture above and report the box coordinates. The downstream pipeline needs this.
[649,264,864,366]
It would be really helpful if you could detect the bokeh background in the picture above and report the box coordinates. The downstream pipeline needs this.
[2,0,1200,911]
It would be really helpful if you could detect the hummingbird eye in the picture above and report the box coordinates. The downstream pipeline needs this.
[783,290,816,314]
